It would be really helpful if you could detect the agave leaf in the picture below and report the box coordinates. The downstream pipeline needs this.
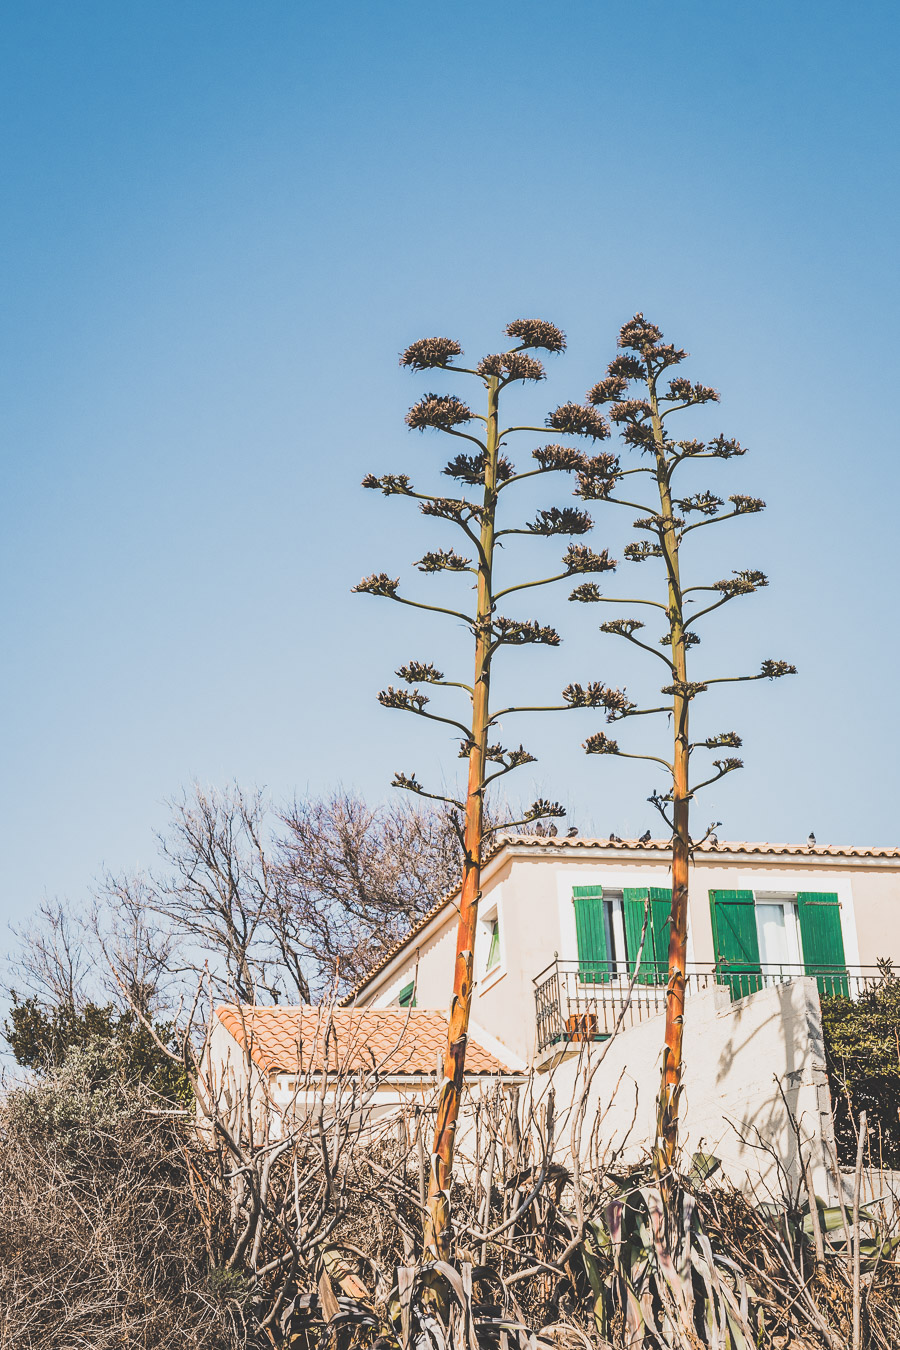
[579,1245,608,1337]
[320,1246,371,1301]
[688,1151,722,1185]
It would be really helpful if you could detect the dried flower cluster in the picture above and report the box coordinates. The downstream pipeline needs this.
[443,451,514,484]
[584,730,620,754]
[415,548,472,573]
[562,542,615,575]
[396,661,444,684]
[504,317,566,352]
[378,686,429,712]
[760,658,798,678]
[406,393,474,431]
[563,681,636,719]
[546,401,609,440]
[491,616,561,647]
[568,581,603,602]
[527,505,593,537]
[475,351,546,382]
[399,336,463,370]
[624,540,664,562]
[699,731,743,748]
[353,572,400,597]
[531,443,589,472]
[362,472,413,495]
[712,569,768,595]
[600,618,645,637]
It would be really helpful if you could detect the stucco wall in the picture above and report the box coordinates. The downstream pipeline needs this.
[546,977,837,1200]
[359,846,900,1068]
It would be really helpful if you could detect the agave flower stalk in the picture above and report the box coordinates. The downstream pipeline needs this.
[355,320,624,1258]
[575,314,796,1188]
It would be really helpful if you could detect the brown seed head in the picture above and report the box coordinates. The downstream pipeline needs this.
[584,731,620,755]
[607,354,644,380]
[587,376,628,404]
[477,351,546,382]
[504,318,566,352]
[406,394,474,431]
[547,403,609,440]
[399,337,463,370]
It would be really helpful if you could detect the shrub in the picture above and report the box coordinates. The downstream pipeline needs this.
[821,969,900,1168]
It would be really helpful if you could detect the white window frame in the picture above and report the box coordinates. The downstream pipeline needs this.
[476,892,506,991]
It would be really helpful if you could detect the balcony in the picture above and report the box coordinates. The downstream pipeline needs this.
[533,959,884,1053]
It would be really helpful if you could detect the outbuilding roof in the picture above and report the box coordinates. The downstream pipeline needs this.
[215,1005,514,1078]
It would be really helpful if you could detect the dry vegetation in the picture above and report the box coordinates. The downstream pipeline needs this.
[2,1024,899,1349]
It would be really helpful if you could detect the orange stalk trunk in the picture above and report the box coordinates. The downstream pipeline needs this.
[424,377,499,1260]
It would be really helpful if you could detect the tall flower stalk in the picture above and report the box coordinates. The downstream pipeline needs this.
[355,320,625,1257]
[575,314,796,1186]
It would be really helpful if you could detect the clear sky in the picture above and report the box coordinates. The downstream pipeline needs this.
[1,0,898,931]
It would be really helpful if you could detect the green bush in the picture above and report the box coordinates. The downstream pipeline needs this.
[3,994,192,1105]
[821,970,900,1168]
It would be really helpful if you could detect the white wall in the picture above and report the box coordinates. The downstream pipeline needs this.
[544,977,837,1201]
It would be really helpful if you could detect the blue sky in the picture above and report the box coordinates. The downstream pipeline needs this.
[1,1,898,928]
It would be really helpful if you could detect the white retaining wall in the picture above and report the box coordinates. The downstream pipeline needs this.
[543,977,838,1201]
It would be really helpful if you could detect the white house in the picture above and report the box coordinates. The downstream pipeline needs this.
[341,833,900,1196]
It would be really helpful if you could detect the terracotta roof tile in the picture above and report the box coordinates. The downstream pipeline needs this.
[216,1005,512,1077]
[342,834,900,1004]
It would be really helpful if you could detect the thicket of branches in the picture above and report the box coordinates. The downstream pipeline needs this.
[2,1008,899,1350]
[4,785,464,1028]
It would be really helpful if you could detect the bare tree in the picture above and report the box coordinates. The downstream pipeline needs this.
[90,875,177,1018]
[6,897,93,1012]
[276,790,461,997]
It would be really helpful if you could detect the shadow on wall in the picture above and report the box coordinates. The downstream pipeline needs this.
[542,978,838,1202]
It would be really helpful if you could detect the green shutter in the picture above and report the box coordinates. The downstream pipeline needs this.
[398,980,416,1008]
[573,886,609,984]
[797,893,849,996]
[623,888,671,984]
[709,890,762,999]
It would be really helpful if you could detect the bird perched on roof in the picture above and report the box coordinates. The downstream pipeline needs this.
[807,831,816,848]
[639,830,652,844]
[567,826,578,837]
[534,822,545,836]
[708,833,719,847]
[548,823,558,837]
[609,831,622,843]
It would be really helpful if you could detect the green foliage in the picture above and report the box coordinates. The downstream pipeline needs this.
[3,995,192,1106]
[821,971,900,1168]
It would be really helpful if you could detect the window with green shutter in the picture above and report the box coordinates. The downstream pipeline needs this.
[623,887,672,984]
[709,890,763,999]
[398,980,416,1008]
[573,886,609,984]
[797,892,849,996]
[486,918,501,971]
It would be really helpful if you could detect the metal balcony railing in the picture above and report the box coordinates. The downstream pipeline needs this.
[533,960,886,1053]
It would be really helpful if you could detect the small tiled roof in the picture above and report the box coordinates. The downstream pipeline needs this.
[216,1005,513,1077]
[342,834,900,1004]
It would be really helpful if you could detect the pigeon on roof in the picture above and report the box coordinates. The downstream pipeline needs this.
[808,832,816,848]
[639,830,652,844]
